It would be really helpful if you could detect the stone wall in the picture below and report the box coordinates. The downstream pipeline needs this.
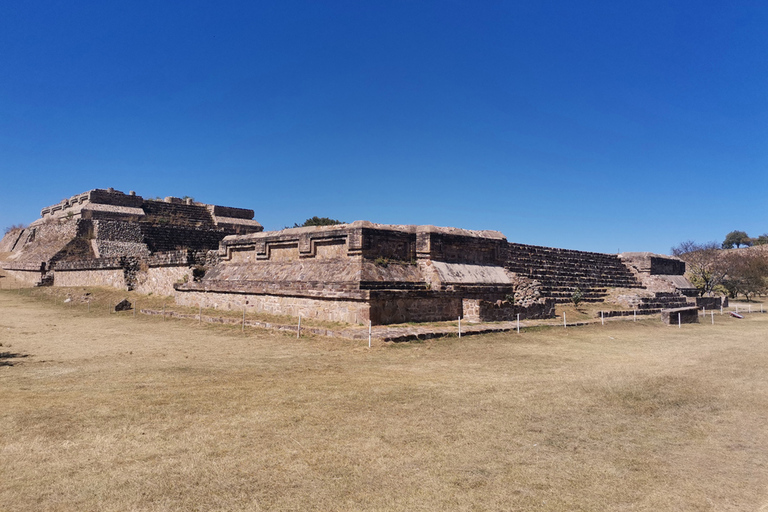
[461,297,556,322]
[134,266,192,296]
[54,268,127,288]
[369,292,463,324]
[175,290,369,324]
[51,250,202,295]
[173,288,508,325]
[1,269,44,286]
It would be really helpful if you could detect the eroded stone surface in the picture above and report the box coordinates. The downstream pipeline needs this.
[0,188,698,328]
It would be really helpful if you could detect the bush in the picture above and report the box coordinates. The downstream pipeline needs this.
[571,287,584,306]
[4,223,26,235]
[293,216,344,228]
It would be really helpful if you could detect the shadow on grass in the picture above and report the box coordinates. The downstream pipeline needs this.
[0,351,29,367]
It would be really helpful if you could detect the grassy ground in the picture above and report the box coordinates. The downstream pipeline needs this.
[2,288,768,511]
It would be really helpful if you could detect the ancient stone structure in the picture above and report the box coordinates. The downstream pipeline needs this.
[696,296,726,310]
[619,252,698,297]
[661,306,700,325]
[1,188,262,289]
[505,243,645,303]
[1,187,699,327]
[174,222,555,324]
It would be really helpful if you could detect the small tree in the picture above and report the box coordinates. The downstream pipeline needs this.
[722,230,752,249]
[570,287,584,307]
[293,216,344,228]
[754,234,768,246]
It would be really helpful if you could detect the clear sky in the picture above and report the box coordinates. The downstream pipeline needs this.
[1,1,766,254]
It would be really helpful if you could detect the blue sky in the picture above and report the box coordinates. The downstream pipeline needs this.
[1,0,766,254]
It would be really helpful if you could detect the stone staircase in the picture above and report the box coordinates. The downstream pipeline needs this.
[506,243,644,303]
[139,202,228,253]
[141,202,217,229]
[599,292,692,317]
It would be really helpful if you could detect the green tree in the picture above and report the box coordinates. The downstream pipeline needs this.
[722,250,768,301]
[570,287,584,307]
[293,216,344,228]
[722,230,752,249]
[754,234,768,246]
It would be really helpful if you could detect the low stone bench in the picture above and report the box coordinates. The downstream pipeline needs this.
[696,296,727,309]
[661,306,699,325]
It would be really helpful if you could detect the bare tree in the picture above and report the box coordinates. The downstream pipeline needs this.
[671,241,731,296]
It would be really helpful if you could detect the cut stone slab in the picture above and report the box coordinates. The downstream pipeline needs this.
[661,306,699,325]
[115,299,132,312]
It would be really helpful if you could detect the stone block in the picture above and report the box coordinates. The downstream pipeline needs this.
[661,306,699,325]
[696,297,724,310]
[115,299,132,311]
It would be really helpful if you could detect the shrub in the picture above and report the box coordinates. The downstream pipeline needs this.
[571,287,584,306]
[4,223,26,235]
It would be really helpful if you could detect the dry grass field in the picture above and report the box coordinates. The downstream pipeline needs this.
[2,289,768,511]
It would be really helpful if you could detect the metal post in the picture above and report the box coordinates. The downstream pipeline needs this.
[516,313,520,334]
[678,312,681,328]
[133,301,136,317]
[297,316,301,338]
[458,316,461,338]
[563,312,566,328]
[711,311,714,325]
[601,311,604,325]
[368,321,372,349]
[633,309,636,322]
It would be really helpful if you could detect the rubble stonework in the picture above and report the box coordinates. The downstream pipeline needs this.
[1,188,697,326]
[1,188,262,292]
[173,222,554,324]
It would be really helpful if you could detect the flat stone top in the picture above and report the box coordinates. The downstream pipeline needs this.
[38,188,256,221]
[210,216,263,228]
[83,204,146,216]
[223,221,506,242]
[619,252,681,261]
[661,306,699,313]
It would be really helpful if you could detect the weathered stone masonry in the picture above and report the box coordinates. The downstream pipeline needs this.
[1,188,262,293]
[174,222,556,324]
[1,187,696,326]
